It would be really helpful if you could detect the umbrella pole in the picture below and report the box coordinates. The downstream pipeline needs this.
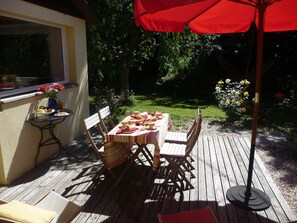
[226,0,271,211]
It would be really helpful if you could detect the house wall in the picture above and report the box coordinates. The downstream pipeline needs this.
[0,0,90,184]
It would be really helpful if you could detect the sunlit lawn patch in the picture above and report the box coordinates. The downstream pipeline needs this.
[120,95,226,131]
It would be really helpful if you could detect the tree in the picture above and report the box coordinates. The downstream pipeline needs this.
[87,0,157,102]
[156,28,221,94]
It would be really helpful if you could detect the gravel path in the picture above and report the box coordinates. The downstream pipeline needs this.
[175,119,297,214]
[255,131,297,215]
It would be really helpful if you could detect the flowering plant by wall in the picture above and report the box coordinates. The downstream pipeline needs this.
[274,78,297,109]
[214,78,251,120]
[37,83,65,99]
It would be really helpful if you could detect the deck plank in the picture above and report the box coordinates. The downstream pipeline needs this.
[189,139,199,211]
[198,135,207,208]
[204,135,217,215]
[241,136,296,222]
[217,135,241,223]
[208,135,229,223]
[235,136,284,222]
[0,134,296,223]
[228,136,262,223]
[211,135,231,223]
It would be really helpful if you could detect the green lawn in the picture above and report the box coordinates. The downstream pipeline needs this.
[120,95,297,134]
[120,95,226,131]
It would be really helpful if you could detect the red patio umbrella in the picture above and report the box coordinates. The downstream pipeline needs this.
[134,0,297,211]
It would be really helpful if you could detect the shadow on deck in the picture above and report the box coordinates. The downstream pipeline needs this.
[0,134,296,223]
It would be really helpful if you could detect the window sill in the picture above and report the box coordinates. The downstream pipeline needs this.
[0,84,77,105]
[1,92,43,104]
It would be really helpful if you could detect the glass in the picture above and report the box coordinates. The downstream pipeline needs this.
[0,15,66,97]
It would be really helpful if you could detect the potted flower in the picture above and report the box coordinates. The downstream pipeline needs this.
[37,83,65,109]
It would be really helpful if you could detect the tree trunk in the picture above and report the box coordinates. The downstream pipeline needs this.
[121,62,130,101]
[120,29,139,103]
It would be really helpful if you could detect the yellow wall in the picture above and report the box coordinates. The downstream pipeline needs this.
[0,0,90,184]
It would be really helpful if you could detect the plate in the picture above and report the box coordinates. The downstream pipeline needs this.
[35,109,55,115]
[54,112,70,117]
[129,118,144,123]
[147,117,157,122]
[121,129,137,134]
[145,126,157,130]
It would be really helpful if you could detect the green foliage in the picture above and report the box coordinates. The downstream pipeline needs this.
[214,78,251,121]
[157,29,220,83]
[274,75,297,109]
[118,90,135,107]
[87,0,157,96]
[90,87,135,123]
[86,1,297,112]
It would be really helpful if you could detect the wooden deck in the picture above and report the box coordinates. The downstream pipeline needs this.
[0,134,296,223]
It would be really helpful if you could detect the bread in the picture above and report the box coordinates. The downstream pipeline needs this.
[36,108,45,113]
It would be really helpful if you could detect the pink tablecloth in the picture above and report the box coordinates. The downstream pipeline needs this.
[106,113,170,170]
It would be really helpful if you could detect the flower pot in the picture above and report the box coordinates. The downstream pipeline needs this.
[48,98,58,110]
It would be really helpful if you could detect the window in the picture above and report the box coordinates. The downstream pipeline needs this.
[0,15,68,98]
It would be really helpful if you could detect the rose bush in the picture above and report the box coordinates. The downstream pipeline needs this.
[214,78,251,120]
[274,78,297,110]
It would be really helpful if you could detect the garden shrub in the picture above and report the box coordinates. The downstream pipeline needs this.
[274,76,297,110]
[214,78,251,121]
[90,87,134,123]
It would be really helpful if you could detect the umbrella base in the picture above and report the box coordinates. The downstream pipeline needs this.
[226,185,271,211]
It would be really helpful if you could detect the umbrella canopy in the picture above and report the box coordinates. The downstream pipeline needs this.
[135,0,297,34]
[134,0,297,211]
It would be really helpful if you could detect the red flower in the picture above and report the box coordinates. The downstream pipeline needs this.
[37,84,49,92]
[275,92,285,100]
[37,83,65,99]
[51,83,65,91]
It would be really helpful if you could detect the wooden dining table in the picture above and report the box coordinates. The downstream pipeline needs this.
[106,112,171,171]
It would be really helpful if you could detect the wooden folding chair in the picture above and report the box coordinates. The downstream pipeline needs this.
[84,113,150,187]
[165,109,201,171]
[158,205,218,223]
[159,114,202,189]
[98,106,116,134]
[84,113,127,182]
[0,190,83,223]
[165,108,201,144]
